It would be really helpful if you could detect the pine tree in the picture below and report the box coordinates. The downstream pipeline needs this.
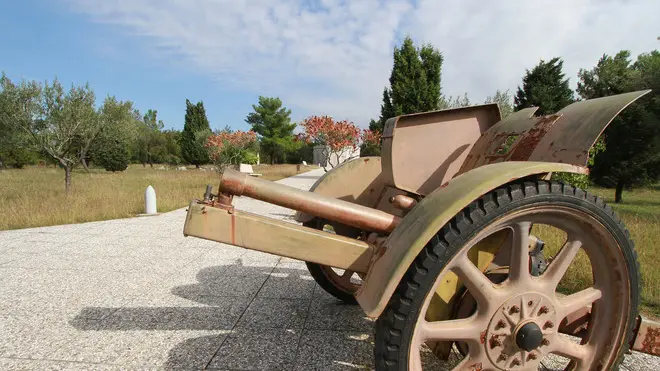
[245,96,295,164]
[514,57,574,115]
[181,99,211,168]
[372,37,444,133]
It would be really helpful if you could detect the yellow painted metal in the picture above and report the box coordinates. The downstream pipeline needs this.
[356,161,587,318]
[184,201,374,272]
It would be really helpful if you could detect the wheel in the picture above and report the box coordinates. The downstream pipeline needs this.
[304,219,362,304]
[375,180,640,371]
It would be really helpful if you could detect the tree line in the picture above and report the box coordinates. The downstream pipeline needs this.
[0,76,318,192]
[1,37,658,201]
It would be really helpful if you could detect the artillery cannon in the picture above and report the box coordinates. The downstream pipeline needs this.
[183,90,659,370]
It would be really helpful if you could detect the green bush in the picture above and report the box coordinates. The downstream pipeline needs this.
[165,155,181,165]
[0,147,39,169]
[95,139,129,172]
[242,151,259,165]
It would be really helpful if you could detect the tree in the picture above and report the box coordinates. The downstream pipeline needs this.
[245,96,296,164]
[136,109,166,167]
[299,115,361,171]
[161,129,183,165]
[0,73,41,169]
[0,104,36,169]
[373,37,444,133]
[206,130,258,169]
[95,136,130,171]
[0,75,100,193]
[514,57,574,115]
[93,96,137,172]
[485,89,514,118]
[181,99,211,167]
[578,50,660,202]
[360,120,382,157]
[439,93,471,109]
[361,129,382,158]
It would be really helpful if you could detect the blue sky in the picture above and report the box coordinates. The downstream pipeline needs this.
[2,0,658,131]
[0,0,258,131]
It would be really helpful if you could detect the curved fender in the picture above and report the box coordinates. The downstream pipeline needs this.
[459,90,651,173]
[355,161,587,318]
[295,157,386,223]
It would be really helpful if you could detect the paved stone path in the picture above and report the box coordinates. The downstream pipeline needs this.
[0,169,656,370]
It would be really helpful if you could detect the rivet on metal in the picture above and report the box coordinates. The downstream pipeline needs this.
[511,358,521,367]
[510,306,521,314]
[528,300,533,306]
[497,353,508,362]
[544,321,554,329]
[527,353,537,361]
[495,320,506,330]
[490,335,502,349]
[538,306,550,315]
[542,338,550,346]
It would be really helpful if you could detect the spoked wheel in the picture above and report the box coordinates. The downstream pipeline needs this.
[375,181,640,371]
[304,219,363,304]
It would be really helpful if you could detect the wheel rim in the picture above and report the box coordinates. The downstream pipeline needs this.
[409,205,631,371]
[312,221,363,294]
[318,266,362,293]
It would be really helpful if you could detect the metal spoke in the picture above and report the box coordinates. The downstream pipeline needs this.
[551,336,591,362]
[420,318,480,342]
[543,239,582,290]
[558,287,602,320]
[509,222,532,284]
[452,255,500,311]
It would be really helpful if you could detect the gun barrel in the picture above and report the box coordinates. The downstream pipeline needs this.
[219,168,401,233]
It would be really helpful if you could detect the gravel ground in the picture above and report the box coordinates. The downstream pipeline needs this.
[0,168,656,370]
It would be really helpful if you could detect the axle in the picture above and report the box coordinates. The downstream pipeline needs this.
[218,168,402,233]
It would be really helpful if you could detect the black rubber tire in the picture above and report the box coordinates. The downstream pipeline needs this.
[374,180,641,371]
[304,219,359,304]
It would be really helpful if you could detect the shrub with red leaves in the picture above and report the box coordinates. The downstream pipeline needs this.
[205,130,257,168]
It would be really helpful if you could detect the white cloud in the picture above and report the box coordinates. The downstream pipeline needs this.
[66,0,659,126]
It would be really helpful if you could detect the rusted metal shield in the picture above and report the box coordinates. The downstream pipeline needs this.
[632,316,660,356]
[458,90,651,174]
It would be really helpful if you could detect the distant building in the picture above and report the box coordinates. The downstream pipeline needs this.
[313,145,360,168]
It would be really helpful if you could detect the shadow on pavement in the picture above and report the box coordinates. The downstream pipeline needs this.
[69,260,376,370]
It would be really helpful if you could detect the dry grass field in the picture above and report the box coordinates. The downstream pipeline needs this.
[0,164,316,231]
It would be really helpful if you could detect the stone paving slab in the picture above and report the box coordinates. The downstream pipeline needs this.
[0,167,657,370]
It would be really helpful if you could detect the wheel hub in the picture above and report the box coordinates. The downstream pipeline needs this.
[485,293,558,370]
[515,322,543,351]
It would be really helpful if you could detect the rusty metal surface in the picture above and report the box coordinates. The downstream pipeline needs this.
[632,316,660,356]
[219,168,401,234]
[183,201,374,272]
[294,157,387,223]
[381,104,501,195]
[458,90,651,174]
[355,161,587,318]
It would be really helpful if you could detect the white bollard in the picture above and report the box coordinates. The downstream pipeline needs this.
[145,185,157,215]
